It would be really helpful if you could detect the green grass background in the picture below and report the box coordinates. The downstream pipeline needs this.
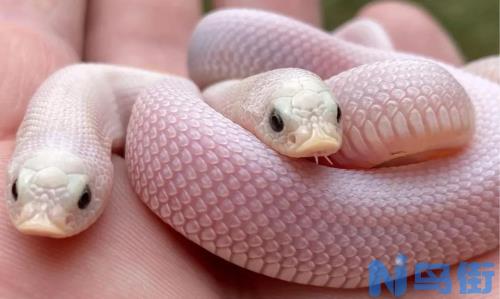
[204,0,499,61]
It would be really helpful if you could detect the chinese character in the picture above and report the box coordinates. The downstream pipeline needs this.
[369,254,407,297]
[458,261,495,294]
[414,262,452,294]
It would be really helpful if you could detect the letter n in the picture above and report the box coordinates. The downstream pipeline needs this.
[368,255,407,297]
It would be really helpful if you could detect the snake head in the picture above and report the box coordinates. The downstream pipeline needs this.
[6,150,106,238]
[257,73,343,158]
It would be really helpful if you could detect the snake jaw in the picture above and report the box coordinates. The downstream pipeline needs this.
[293,129,342,158]
[15,203,68,238]
[266,121,342,158]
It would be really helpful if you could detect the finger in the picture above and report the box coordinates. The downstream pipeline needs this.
[214,0,321,26]
[0,0,84,138]
[0,154,232,298]
[0,0,86,54]
[357,0,464,65]
[84,0,201,76]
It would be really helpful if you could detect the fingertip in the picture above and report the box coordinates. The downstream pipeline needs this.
[85,0,202,76]
[357,0,464,65]
[214,0,321,26]
[0,21,78,138]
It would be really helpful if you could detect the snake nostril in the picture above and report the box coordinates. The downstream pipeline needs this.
[288,134,297,144]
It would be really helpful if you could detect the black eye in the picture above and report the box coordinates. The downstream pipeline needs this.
[11,180,18,201]
[336,106,342,123]
[269,109,284,132]
[78,186,91,210]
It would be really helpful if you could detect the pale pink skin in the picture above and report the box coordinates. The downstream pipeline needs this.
[0,1,498,298]
[332,18,393,51]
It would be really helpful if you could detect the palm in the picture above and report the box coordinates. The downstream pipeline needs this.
[0,1,497,298]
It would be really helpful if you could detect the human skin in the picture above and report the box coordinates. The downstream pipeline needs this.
[0,0,497,298]
[357,0,464,65]
[214,0,321,26]
[0,0,83,138]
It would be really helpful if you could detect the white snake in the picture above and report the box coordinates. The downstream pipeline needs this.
[5,9,499,288]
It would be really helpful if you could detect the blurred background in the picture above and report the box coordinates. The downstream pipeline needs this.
[204,0,499,61]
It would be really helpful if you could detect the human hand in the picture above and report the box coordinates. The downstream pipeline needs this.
[0,1,497,298]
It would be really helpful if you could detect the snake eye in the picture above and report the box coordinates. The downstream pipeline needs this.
[269,109,284,132]
[78,186,91,210]
[11,180,18,201]
[336,106,342,123]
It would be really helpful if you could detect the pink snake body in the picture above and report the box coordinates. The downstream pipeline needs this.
[7,9,500,288]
